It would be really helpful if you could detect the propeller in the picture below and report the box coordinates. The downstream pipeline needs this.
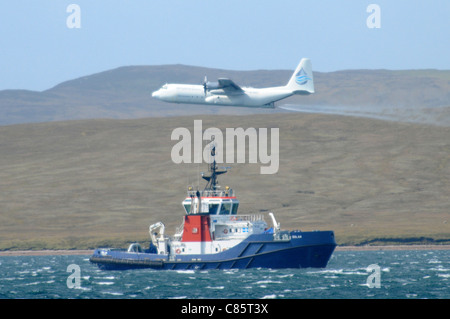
[202,76,220,96]
[203,76,207,96]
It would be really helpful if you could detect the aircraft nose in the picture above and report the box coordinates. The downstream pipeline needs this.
[152,90,160,98]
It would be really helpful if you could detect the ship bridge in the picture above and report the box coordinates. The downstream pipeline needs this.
[178,185,267,245]
[183,187,239,216]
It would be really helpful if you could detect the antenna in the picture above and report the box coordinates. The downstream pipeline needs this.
[201,135,228,191]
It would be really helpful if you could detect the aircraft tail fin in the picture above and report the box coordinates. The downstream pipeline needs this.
[286,58,314,94]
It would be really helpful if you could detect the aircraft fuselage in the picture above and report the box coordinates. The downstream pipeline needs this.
[152,84,294,108]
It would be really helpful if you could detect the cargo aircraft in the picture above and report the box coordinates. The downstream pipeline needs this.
[152,58,314,108]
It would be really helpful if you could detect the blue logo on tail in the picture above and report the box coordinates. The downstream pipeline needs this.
[295,68,311,85]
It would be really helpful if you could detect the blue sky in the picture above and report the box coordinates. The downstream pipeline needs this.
[1,0,449,91]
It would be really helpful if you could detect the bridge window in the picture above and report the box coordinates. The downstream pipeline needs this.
[220,202,231,215]
[209,204,219,215]
[183,204,191,214]
[231,203,239,215]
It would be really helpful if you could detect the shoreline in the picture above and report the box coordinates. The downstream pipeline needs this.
[0,245,449,256]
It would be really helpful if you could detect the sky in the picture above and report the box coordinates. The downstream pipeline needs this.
[0,0,449,91]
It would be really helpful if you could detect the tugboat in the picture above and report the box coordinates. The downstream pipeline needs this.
[89,145,336,270]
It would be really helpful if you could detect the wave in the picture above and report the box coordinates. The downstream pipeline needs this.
[1,251,449,299]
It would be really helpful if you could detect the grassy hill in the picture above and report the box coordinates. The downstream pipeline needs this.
[1,65,449,125]
[0,113,449,250]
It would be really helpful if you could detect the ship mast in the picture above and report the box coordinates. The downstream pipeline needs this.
[201,137,227,192]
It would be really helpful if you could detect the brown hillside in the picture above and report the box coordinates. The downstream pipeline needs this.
[0,113,449,250]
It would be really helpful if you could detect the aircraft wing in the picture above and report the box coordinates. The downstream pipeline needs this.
[217,78,244,92]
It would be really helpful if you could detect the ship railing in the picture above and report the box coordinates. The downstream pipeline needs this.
[236,214,265,222]
[173,214,264,236]
[187,189,235,198]
[174,220,184,239]
[213,214,265,223]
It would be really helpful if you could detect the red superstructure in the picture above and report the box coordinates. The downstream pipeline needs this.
[181,215,212,242]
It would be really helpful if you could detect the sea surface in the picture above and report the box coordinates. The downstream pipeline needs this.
[0,250,448,299]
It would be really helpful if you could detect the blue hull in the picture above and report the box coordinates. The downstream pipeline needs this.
[89,231,336,270]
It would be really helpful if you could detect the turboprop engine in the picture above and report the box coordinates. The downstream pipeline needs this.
[203,76,221,94]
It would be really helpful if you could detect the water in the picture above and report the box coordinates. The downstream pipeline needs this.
[0,250,448,299]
